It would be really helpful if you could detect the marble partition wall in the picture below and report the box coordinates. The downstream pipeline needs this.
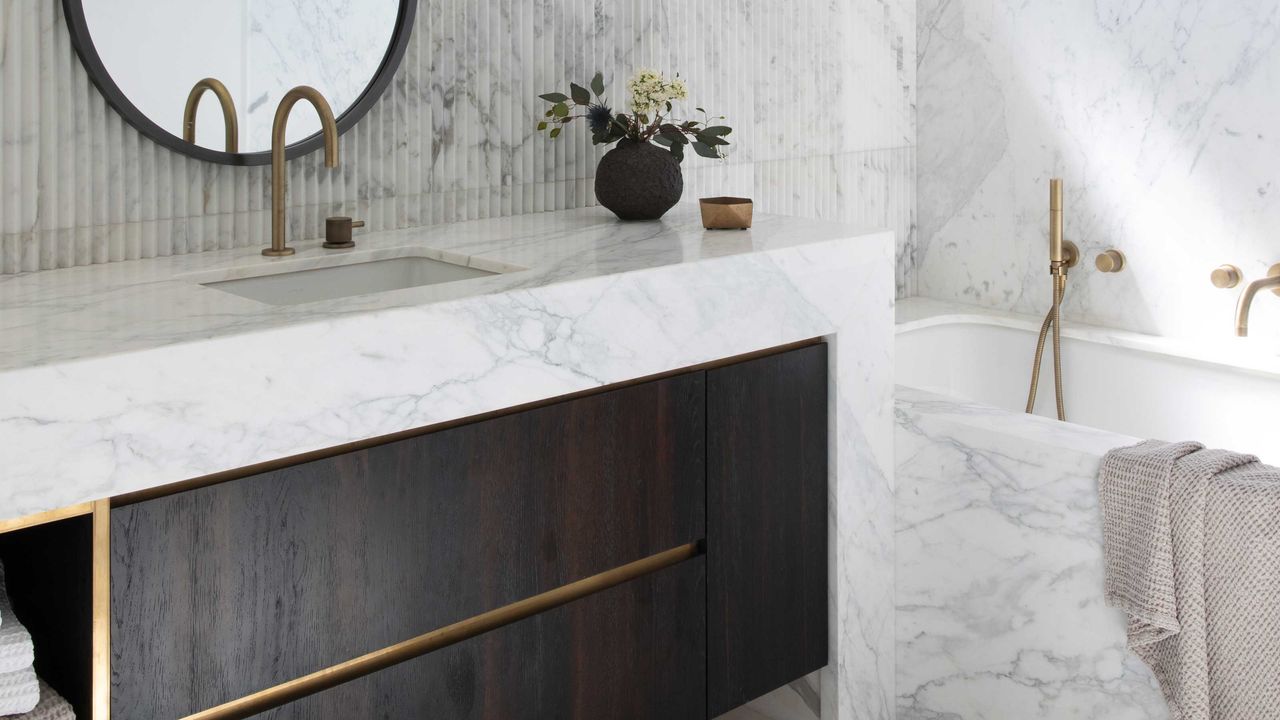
[916,0,1280,340]
[0,0,916,294]
[895,387,1168,720]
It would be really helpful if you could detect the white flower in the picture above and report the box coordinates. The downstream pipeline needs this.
[627,69,689,115]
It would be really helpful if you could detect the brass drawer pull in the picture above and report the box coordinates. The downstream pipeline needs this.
[182,542,702,720]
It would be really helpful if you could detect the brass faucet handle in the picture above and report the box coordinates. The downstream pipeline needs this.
[323,217,365,249]
[1095,249,1125,273]
[1211,264,1242,289]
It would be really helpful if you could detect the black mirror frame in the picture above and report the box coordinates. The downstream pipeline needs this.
[61,0,417,166]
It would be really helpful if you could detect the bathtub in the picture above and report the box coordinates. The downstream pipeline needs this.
[897,299,1280,462]
[893,299,1280,720]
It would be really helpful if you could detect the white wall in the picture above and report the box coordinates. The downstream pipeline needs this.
[915,0,1280,342]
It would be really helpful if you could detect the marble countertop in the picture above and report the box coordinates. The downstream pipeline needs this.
[0,207,893,518]
[1,208,871,372]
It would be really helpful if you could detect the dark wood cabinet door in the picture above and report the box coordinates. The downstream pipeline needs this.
[706,343,829,716]
[110,372,705,719]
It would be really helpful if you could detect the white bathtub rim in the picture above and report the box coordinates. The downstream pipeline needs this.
[897,298,1280,382]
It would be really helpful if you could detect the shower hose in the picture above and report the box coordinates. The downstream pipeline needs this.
[1025,274,1067,422]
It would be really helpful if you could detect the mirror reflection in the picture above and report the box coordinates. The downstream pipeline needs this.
[79,0,400,153]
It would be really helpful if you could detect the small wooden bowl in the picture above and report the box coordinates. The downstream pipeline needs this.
[700,197,753,230]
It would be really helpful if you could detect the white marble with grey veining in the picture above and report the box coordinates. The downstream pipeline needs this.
[0,207,896,720]
[1,0,917,296]
[895,386,1168,719]
[916,0,1280,341]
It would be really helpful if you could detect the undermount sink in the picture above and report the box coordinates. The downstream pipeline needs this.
[202,256,498,306]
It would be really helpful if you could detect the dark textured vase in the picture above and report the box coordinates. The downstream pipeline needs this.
[594,139,684,220]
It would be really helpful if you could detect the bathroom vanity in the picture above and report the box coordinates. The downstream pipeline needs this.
[0,209,896,719]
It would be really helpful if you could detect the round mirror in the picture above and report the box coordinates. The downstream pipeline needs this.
[63,0,416,165]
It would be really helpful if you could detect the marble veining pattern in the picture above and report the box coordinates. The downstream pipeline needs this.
[916,0,1280,340]
[895,386,1169,719]
[0,208,896,720]
[0,0,916,294]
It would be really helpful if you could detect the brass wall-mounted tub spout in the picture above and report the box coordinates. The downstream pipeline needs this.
[265,86,340,257]
[183,78,239,152]
[1234,264,1280,337]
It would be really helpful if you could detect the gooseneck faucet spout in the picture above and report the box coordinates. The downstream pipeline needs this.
[1234,265,1280,337]
[265,86,339,257]
[183,78,239,153]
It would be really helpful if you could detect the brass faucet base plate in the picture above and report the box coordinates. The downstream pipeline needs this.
[262,248,296,257]
[323,241,355,250]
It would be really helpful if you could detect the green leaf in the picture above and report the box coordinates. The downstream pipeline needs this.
[695,131,730,147]
[692,141,720,159]
[553,102,569,118]
[669,142,685,163]
[545,109,555,118]
[652,134,673,147]
[590,72,605,96]
[540,92,569,103]
[703,126,733,136]
[659,124,689,145]
[537,121,548,131]
[549,127,562,139]
[570,83,591,105]
[696,107,706,114]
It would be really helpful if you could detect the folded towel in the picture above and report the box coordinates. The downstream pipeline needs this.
[8,680,74,720]
[0,593,33,676]
[0,664,39,716]
[1099,440,1280,720]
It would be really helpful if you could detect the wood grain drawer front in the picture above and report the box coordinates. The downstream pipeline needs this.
[707,343,829,716]
[267,556,706,720]
[110,373,706,719]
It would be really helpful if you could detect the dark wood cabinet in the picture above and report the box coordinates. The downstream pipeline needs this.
[110,372,706,718]
[0,342,831,719]
[706,344,829,716]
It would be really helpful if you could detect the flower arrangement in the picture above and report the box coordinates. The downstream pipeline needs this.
[535,69,732,162]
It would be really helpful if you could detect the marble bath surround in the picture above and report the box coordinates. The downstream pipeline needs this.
[895,387,1168,720]
[0,208,895,720]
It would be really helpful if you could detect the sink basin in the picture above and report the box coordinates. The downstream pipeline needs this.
[203,256,498,306]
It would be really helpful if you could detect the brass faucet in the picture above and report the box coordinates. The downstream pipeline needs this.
[265,86,339,257]
[1233,264,1280,337]
[182,78,239,152]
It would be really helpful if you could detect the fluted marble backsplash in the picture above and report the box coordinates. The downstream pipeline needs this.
[917,0,1280,338]
[0,0,916,293]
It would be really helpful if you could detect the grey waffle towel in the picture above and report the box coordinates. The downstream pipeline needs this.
[0,582,34,675]
[1099,439,1280,719]
[7,680,74,720]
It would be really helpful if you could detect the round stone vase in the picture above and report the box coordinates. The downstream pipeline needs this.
[594,139,683,221]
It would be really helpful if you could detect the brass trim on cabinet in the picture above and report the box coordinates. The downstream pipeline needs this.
[182,542,702,720]
[0,503,93,535]
[92,499,111,720]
